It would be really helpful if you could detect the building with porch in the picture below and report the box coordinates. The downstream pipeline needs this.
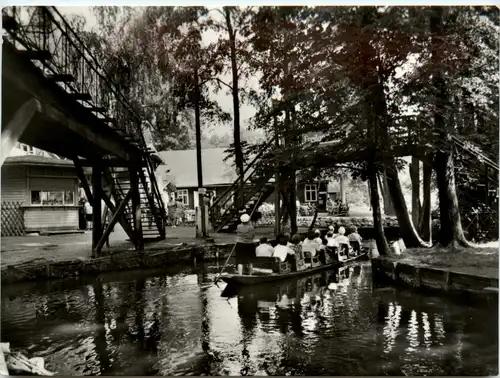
[157,148,238,209]
[1,154,80,235]
[156,147,345,210]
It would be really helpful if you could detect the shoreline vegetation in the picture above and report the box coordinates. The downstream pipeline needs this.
[388,242,499,278]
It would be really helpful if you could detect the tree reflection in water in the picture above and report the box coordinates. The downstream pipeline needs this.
[1,262,497,376]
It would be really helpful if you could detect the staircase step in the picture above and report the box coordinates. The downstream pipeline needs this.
[19,50,51,61]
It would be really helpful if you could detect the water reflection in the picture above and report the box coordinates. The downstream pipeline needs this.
[1,263,497,376]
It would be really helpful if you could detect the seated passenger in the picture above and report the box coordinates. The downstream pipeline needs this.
[273,234,294,262]
[255,236,274,257]
[325,231,339,248]
[348,226,363,244]
[318,238,329,264]
[302,230,320,257]
[313,229,322,244]
[290,234,304,260]
[334,226,349,245]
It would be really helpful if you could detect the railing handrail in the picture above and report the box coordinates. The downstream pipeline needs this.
[211,137,276,210]
[4,6,167,220]
[214,167,275,228]
[49,7,166,217]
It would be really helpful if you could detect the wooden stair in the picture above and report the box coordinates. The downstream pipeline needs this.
[110,167,164,241]
[209,139,276,233]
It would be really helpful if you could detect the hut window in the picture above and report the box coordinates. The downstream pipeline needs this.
[64,191,74,205]
[31,191,41,205]
[176,189,189,206]
[30,190,75,206]
[305,184,318,202]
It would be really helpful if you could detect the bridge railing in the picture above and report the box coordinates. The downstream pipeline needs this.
[2,6,166,221]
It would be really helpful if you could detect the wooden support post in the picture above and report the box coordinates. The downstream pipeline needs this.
[340,174,345,204]
[74,156,93,205]
[95,189,133,254]
[289,171,298,235]
[1,98,41,166]
[279,189,290,233]
[130,163,144,251]
[92,162,103,258]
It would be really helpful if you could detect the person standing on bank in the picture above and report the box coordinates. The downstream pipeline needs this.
[84,200,93,231]
[235,214,256,275]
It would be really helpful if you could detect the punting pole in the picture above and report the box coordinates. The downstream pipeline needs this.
[213,192,264,285]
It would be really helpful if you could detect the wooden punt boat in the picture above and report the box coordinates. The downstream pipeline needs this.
[220,252,368,286]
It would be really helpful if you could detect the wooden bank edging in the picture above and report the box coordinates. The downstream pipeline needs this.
[1,243,237,285]
[372,257,499,302]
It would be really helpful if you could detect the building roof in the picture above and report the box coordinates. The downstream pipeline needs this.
[157,148,238,188]
[3,155,74,168]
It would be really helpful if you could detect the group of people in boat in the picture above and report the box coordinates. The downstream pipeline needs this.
[234,213,363,275]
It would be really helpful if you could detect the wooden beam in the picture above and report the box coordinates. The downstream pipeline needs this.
[3,41,142,161]
[73,156,93,205]
[1,98,41,166]
[101,118,116,124]
[92,162,103,258]
[79,158,129,167]
[48,74,75,83]
[38,100,131,161]
[95,189,133,254]
[86,106,106,113]
[18,50,51,61]
[69,93,92,102]
[130,163,144,251]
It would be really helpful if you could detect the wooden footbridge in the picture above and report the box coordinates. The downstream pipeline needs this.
[1,6,166,256]
[209,123,498,233]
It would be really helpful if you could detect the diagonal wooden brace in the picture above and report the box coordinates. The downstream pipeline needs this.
[73,156,93,205]
[1,98,41,166]
[95,188,133,254]
[100,188,136,244]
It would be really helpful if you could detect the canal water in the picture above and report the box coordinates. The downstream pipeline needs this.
[1,262,497,376]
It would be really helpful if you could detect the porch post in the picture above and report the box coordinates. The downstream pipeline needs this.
[91,161,103,258]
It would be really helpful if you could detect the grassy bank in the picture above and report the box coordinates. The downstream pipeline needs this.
[391,241,499,278]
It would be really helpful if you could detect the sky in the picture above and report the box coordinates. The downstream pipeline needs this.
[57,6,260,138]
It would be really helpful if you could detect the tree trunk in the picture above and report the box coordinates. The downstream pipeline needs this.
[419,157,432,243]
[224,8,244,207]
[368,165,391,255]
[281,190,289,226]
[410,157,421,225]
[378,172,393,215]
[434,148,472,247]
[430,6,472,248]
[194,71,206,237]
[385,161,430,248]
